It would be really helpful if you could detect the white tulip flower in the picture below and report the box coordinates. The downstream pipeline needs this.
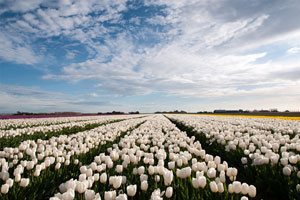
[248,185,256,198]
[85,189,95,200]
[141,180,148,191]
[166,187,173,198]
[1,183,9,194]
[104,190,116,200]
[127,184,137,197]
[100,173,107,183]
[19,178,29,187]
[210,181,218,193]
[116,193,128,200]
[198,176,207,188]
[283,166,291,176]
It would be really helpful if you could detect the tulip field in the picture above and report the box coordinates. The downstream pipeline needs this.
[0,114,299,200]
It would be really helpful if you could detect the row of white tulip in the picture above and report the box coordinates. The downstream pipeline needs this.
[0,116,111,130]
[0,115,142,139]
[51,115,255,200]
[167,114,300,168]
[167,114,300,197]
[0,116,149,196]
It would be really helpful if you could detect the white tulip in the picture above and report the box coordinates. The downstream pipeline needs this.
[198,176,206,188]
[210,181,218,193]
[116,165,123,173]
[155,175,160,182]
[1,184,9,194]
[207,168,216,178]
[105,190,116,200]
[19,178,29,187]
[168,161,175,170]
[217,182,224,193]
[166,187,173,198]
[141,180,148,191]
[100,173,107,183]
[163,170,173,186]
[62,189,75,200]
[283,166,291,176]
[248,185,256,198]
[112,176,122,189]
[76,181,88,194]
[241,183,249,195]
[296,184,300,192]
[192,177,200,189]
[127,185,137,197]
[233,181,242,194]
[138,166,145,175]
[79,174,87,182]
[85,189,95,200]
[6,178,14,188]
[148,165,155,175]
[116,193,128,200]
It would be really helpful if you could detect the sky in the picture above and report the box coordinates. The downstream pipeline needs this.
[1,0,300,113]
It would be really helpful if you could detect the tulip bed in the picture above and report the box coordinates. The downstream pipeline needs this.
[2,114,298,200]
[0,115,148,199]
[167,114,300,200]
[0,116,109,130]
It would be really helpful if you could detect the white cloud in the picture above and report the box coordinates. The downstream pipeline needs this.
[0,32,39,65]
[287,47,300,54]
[88,93,99,97]
[65,51,76,59]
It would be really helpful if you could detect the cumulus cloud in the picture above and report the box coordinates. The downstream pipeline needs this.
[0,32,39,65]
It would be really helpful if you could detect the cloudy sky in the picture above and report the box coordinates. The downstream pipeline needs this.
[1,0,300,113]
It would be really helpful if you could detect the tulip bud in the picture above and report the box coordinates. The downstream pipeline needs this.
[148,165,154,175]
[138,166,145,175]
[127,185,137,197]
[1,184,9,194]
[207,168,216,178]
[283,166,291,176]
[112,176,122,189]
[116,165,123,173]
[217,182,224,193]
[233,181,242,194]
[198,176,206,188]
[248,185,256,198]
[100,173,107,183]
[19,178,29,187]
[141,180,148,191]
[163,170,173,186]
[104,190,116,200]
[155,175,160,182]
[76,181,88,194]
[168,161,175,170]
[85,189,95,200]
[210,181,218,193]
[241,183,249,195]
[166,187,173,198]
[192,178,200,189]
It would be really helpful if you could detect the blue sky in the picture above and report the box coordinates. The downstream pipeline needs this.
[1,0,300,113]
